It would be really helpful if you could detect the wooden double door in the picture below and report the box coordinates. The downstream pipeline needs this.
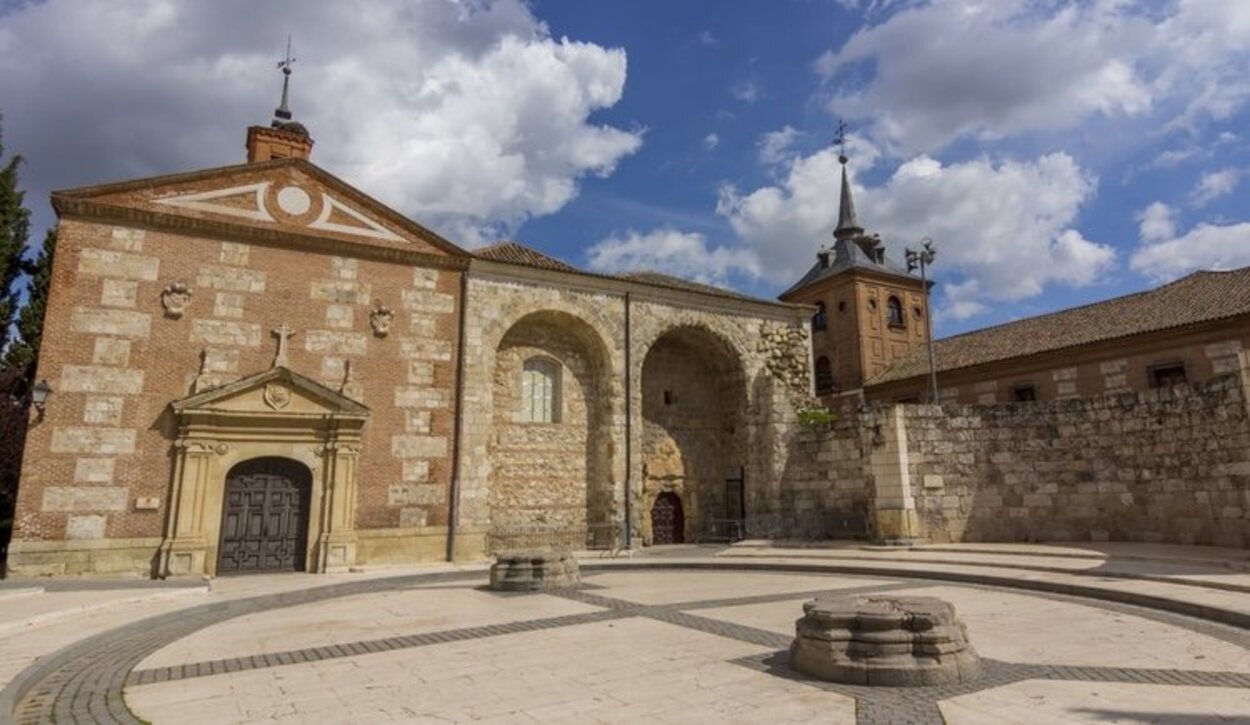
[217,457,311,574]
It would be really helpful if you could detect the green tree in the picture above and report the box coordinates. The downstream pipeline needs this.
[6,227,56,373]
[0,122,30,361]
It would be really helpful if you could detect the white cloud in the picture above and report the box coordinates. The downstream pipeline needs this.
[697,30,718,47]
[702,133,720,151]
[585,228,761,285]
[818,0,1250,156]
[0,0,642,247]
[731,79,763,103]
[1131,220,1250,282]
[718,147,1115,319]
[1192,168,1241,206]
[757,126,801,166]
[1137,202,1177,243]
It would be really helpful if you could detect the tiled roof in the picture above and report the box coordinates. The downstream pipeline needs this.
[473,241,782,306]
[780,236,920,299]
[474,241,580,273]
[868,268,1250,385]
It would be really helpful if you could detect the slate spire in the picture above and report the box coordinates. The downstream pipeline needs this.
[833,153,863,241]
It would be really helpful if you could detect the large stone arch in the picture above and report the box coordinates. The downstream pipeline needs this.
[483,307,619,551]
[638,323,749,544]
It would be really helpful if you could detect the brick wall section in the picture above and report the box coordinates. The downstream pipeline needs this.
[13,217,460,551]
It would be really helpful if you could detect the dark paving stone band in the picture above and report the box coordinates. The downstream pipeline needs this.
[4,565,1247,725]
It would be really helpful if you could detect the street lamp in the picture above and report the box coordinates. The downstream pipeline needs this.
[905,239,939,403]
[31,379,53,419]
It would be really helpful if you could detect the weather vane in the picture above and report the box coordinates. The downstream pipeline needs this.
[834,119,849,164]
[278,35,296,75]
[274,35,296,121]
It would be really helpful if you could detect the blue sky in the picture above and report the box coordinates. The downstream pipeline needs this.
[3,0,1249,336]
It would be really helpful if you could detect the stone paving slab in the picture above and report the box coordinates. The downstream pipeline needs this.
[4,557,1250,724]
[938,679,1250,724]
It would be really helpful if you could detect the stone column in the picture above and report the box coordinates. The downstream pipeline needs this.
[159,438,226,576]
[868,406,920,543]
[315,438,360,571]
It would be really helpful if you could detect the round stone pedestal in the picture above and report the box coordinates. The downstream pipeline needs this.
[488,550,581,591]
[790,595,981,687]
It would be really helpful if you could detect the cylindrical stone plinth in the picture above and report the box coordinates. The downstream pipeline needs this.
[488,550,581,591]
[790,595,981,686]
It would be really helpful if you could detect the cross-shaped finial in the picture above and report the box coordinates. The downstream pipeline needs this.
[835,119,849,165]
[271,324,296,368]
[277,35,296,76]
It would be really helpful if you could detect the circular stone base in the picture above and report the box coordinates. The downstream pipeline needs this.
[488,550,581,591]
[790,595,982,687]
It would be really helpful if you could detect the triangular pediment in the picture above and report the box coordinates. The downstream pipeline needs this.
[172,366,369,418]
[52,158,468,260]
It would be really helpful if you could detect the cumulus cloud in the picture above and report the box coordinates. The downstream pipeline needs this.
[0,0,642,246]
[718,147,1115,319]
[585,228,761,286]
[1191,168,1241,206]
[818,0,1250,156]
[757,126,801,166]
[1131,217,1250,281]
[702,133,720,151]
[1137,202,1177,243]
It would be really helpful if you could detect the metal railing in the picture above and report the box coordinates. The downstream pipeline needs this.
[700,518,747,543]
[742,511,869,541]
[487,523,620,554]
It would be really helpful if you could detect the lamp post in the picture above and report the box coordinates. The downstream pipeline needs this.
[31,379,53,420]
[905,239,939,403]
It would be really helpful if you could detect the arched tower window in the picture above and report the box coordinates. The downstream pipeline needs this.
[887,296,905,328]
[814,356,835,395]
[812,301,828,332]
[521,357,561,423]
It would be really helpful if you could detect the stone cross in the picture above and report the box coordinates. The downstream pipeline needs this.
[271,324,296,368]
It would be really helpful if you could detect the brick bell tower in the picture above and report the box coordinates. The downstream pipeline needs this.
[779,132,930,402]
[246,38,314,163]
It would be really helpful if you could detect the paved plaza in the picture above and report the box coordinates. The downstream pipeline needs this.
[0,544,1248,724]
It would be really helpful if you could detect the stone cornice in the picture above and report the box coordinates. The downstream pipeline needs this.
[54,196,469,272]
[469,258,810,323]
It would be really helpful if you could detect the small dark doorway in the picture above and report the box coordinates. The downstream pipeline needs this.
[651,491,685,544]
[218,457,311,574]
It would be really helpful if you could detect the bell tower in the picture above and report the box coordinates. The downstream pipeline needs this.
[779,124,930,401]
[246,36,314,163]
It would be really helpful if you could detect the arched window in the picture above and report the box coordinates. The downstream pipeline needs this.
[887,296,905,328]
[521,357,561,423]
[814,356,835,395]
[812,302,828,332]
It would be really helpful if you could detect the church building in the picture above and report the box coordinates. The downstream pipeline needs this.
[8,76,814,577]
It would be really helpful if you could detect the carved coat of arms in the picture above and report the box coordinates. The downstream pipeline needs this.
[263,382,291,410]
[160,283,192,319]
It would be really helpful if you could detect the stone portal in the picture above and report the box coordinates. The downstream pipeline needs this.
[650,491,684,544]
[790,595,981,686]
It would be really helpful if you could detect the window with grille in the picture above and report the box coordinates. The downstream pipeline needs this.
[520,357,561,423]
[1148,362,1186,388]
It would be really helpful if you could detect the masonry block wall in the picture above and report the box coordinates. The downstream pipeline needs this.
[904,371,1250,548]
[782,358,1250,548]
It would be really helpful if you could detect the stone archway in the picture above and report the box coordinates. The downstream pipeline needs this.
[640,325,747,544]
[486,310,615,551]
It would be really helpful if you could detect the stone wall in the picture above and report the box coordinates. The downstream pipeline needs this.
[779,356,1250,549]
[904,370,1250,548]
